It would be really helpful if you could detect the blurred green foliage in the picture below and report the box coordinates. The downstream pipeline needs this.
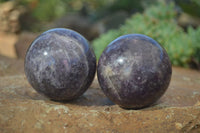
[0,0,6,2]
[92,1,200,68]
[0,0,200,21]
[92,0,157,21]
[0,0,199,68]
[2,0,155,32]
[0,0,107,21]
[30,0,66,21]
[15,0,117,22]
[0,0,156,21]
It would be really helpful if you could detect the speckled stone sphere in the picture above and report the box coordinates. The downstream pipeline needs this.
[97,34,172,109]
[25,28,96,101]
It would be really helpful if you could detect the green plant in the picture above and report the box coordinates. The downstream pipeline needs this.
[188,26,200,68]
[31,0,66,21]
[92,1,200,68]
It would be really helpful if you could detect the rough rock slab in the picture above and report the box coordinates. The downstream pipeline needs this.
[0,58,200,132]
[15,32,38,59]
[0,32,18,58]
[0,1,26,33]
[0,55,24,76]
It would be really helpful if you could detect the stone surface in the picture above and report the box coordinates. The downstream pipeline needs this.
[15,32,39,59]
[0,32,18,58]
[0,1,27,58]
[24,28,96,101]
[178,13,200,29]
[97,34,172,109]
[0,1,26,33]
[0,55,24,76]
[0,61,200,132]
[1,55,200,133]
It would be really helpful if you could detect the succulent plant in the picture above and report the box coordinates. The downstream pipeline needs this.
[93,1,200,68]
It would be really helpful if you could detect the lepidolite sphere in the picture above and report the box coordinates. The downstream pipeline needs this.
[25,28,96,101]
[97,34,172,109]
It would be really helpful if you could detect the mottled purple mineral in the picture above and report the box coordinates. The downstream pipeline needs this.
[25,28,96,101]
[97,34,172,109]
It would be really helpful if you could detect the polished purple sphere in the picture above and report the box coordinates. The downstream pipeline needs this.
[25,28,96,101]
[97,34,172,109]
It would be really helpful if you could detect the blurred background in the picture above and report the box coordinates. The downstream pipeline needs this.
[0,0,199,70]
